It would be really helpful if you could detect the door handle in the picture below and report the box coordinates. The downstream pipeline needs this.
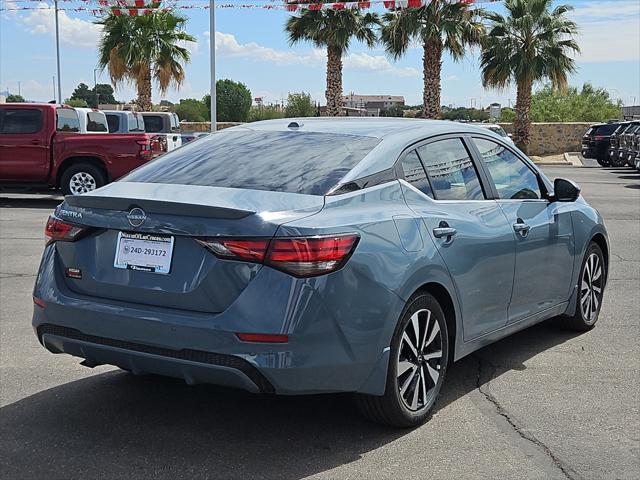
[513,219,531,237]
[433,221,457,240]
[31,139,40,145]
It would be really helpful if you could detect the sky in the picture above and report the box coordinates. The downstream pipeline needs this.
[0,0,639,108]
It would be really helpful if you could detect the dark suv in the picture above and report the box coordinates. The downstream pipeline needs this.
[581,122,622,166]
[607,122,633,167]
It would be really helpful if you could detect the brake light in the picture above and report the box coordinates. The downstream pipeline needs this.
[195,238,270,262]
[195,234,359,278]
[236,333,289,343]
[137,139,152,160]
[593,135,606,140]
[45,215,87,244]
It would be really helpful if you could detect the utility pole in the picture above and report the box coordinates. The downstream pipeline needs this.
[52,76,56,103]
[54,0,62,103]
[209,0,216,132]
[93,68,99,107]
[17,81,21,96]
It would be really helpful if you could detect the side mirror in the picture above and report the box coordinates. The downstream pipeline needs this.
[553,178,581,202]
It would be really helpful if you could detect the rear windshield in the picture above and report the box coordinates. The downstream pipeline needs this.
[594,124,618,135]
[123,130,380,195]
[128,113,145,132]
[487,126,508,137]
[143,115,164,133]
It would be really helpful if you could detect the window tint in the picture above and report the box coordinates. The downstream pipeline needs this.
[0,108,42,134]
[144,115,163,133]
[56,108,80,132]
[128,113,145,132]
[399,150,433,198]
[123,130,380,196]
[474,138,541,200]
[106,114,120,133]
[86,111,108,132]
[417,138,485,200]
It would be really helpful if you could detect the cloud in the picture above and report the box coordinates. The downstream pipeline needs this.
[19,2,102,49]
[205,31,418,77]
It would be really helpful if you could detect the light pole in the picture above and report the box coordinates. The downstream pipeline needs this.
[93,68,99,107]
[209,0,216,132]
[54,0,62,102]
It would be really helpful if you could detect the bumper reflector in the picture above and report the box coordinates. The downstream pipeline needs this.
[236,333,289,343]
[33,297,46,308]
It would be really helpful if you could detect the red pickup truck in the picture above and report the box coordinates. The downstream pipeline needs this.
[0,103,153,195]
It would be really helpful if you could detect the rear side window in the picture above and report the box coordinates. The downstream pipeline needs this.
[57,108,80,132]
[128,113,145,132]
[170,113,180,132]
[399,150,433,198]
[144,115,163,133]
[417,138,485,200]
[106,114,119,133]
[86,111,108,132]
[474,138,541,200]
[0,108,43,134]
[123,130,380,195]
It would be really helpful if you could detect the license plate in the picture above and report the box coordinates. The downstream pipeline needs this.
[114,232,174,274]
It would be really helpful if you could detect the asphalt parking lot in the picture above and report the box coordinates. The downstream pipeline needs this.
[1,165,638,480]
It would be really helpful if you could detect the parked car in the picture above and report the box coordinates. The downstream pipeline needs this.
[478,123,515,146]
[33,118,609,427]
[581,122,622,166]
[608,122,632,167]
[74,107,109,134]
[619,122,640,167]
[141,112,182,153]
[0,103,153,195]
[104,110,145,134]
[181,131,209,144]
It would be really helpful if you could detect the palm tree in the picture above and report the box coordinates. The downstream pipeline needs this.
[480,0,579,152]
[96,10,195,111]
[381,1,484,119]
[285,7,378,116]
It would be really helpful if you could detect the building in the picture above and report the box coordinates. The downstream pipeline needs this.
[342,93,405,117]
[488,102,502,119]
[622,105,640,119]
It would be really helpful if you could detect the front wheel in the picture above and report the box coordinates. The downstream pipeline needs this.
[560,242,606,331]
[356,293,449,428]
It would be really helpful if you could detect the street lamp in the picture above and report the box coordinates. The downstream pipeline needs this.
[93,68,100,108]
[209,0,216,132]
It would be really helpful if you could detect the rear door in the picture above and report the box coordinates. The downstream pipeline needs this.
[470,136,574,323]
[400,136,516,340]
[0,106,50,181]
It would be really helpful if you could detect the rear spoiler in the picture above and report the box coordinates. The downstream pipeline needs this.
[64,195,254,220]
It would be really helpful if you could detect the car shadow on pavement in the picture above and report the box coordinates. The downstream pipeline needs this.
[0,321,582,480]
[0,196,62,209]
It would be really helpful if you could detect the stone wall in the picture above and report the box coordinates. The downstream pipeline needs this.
[498,122,593,156]
[180,121,243,132]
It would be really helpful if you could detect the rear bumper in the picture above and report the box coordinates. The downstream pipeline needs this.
[32,244,404,396]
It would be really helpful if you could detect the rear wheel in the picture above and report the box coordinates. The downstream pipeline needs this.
[60,163,106,196]
[356,293,448,428]
[610,153,627,168]
[560,242,605,331]
[596,156,609,167]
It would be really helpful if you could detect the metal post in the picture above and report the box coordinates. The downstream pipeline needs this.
[94,68,99,107]
[209,0,216,132]
[54,0,62,103]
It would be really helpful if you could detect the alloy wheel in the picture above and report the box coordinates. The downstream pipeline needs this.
[397,309,443,411]
[580,253,603,323]
[69,172,97,195]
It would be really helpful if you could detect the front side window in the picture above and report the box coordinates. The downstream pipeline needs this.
[86,111,108,132]
[57,108,80,132]
[123,130,381,196]
[0,108,43,134]
[417,138,485,200]
[399,150,433,198]
[473,138,541,200]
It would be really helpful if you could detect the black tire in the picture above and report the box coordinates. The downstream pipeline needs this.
[60,163,106,196]
[356,292,449,428]
[610,154,627,168]
[560,242,606,331]
[596,157,609,167]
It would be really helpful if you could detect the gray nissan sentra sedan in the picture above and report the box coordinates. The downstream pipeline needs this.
[33,118,608,427]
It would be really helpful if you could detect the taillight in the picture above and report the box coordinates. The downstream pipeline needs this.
[195,234,359,278]
[45,215,87,244]
[593,135,605,141]
[137,139,152,160]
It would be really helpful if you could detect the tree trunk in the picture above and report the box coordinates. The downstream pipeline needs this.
[325,46,343,117]
[514,79,532,153]
[136,68,153,112]
[422,38,443,119]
